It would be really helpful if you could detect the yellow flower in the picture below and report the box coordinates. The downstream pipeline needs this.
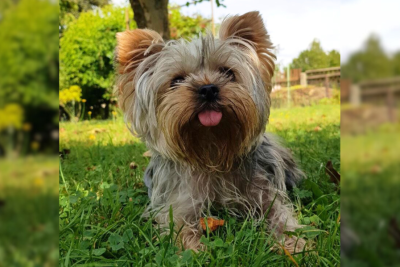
[112,111,117,116]
[22,123,32,131]
[88,111,92,115]
[89,134,96,140]
[33,177,44,187]
[82,99,87,103]
[270,118,274,122]
[31,141,40,150]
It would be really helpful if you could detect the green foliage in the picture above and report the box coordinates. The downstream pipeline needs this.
[183,0,227,8]
[59,0,110,34]
[341,35,394,83]
[393,51,400,76]
[169,5,210,39]
[291,39,340,72]
[60,5,212,105]
[60,5,134,100]
[0,0,58,108]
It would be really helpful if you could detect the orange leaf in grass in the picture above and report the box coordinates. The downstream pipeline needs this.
[200,217,224,231]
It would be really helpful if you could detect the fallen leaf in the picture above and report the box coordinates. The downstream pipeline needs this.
[90,128,107,134]
[0,199,5,208]
[143,150,152,157]
[59,149,71,159]
[87,166,96,171]
[129,162,138,169]
[326,161,340,186]
[200,217,224,232]
[389,217,400,248]
[370,165,382,174]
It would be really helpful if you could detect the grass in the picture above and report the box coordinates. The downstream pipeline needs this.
[341,124,400,266]
[59,103,340,266]
[0,156,58,266]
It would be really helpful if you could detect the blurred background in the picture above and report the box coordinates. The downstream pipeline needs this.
[1,0,398,265]
[340,0,400,265]
[0,0,59,265]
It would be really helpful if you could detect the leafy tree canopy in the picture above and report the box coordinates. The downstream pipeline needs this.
[0,0,58,108]
[169,5,210,39]
[291,39,340,72]
[60,5,211,103]
[60,5,134,101]
[341,35,395,83]
[60,0,110,34]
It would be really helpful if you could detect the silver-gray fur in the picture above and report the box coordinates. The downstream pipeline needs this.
[143,133,305,251]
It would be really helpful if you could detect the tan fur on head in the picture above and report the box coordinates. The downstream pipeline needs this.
[115,29,164,125]
[219,11,276,93]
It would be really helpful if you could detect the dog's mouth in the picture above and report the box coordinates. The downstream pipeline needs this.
[198,109,223,126]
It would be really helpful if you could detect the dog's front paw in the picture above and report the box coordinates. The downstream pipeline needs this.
[283,236,306,254]
[179,227,204,252]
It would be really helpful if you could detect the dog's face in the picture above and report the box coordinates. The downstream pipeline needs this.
[116,12,275,171]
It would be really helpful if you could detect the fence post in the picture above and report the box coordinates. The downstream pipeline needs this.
[125,7,130,30]
[325,75,330,98]
[387,87,395,122]
[350,84,360,106]
[287,64,291,108]
[300,72,307,87]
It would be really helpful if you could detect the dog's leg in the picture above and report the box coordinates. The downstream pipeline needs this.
[246,180,306,254]
[153,200,204,251]
[246,134,306,253]
[264,193,306,254]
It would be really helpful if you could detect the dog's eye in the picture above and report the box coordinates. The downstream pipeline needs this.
[171,76,185,87]
[219,67,235,81]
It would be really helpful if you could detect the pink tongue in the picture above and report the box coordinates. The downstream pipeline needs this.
[198,110,222,126]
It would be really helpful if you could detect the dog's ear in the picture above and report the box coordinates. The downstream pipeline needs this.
[219,12,275,91]
[115,29,164,122]
[116,29,164,75]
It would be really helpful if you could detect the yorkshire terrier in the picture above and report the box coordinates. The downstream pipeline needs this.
[115,11,306,253]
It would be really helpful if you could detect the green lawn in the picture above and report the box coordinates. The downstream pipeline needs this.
[59,103,340,266]
[0,156,58,266]
[341,125,400,266]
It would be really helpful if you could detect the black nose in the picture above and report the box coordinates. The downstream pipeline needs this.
[199,84,219,102]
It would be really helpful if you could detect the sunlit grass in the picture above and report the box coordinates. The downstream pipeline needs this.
[59,104,340,266]
[0,156,58,266]
[341,121,400,265]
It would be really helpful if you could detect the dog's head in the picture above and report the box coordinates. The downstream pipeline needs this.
[115,11,275,171]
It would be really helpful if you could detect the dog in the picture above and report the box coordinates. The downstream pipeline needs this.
[115,11,306,254]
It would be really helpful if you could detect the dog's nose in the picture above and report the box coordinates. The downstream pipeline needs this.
[199,84,219,102]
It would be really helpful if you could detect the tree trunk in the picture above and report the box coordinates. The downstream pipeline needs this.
[129,0,170,40]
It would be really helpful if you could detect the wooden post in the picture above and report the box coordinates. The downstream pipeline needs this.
[287,64,291,108]
[125,7,130,30]
[387,87,395,122]
[325,75,330,98]
[210,0,215,36]
[350,84,360,106]
[300,72,307,87]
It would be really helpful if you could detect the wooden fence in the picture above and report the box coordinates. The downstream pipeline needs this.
[273,66,341,88]
[341,77,400,123]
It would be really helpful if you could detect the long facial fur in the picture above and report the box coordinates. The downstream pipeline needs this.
[115,12,275,172]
